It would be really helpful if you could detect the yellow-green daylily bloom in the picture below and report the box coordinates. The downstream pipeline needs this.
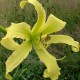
[1,0,79,80]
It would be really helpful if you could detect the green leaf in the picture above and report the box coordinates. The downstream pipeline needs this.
[33,42,60,80]
[5,41,32,79]
[78,73,80,80]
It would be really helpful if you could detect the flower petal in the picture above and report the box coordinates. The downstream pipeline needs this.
[21,0,46,35]
[5,41,32,79]
[5,74,13,80]
[6,22,31,39]
[1,22,31,50]
[39,14,66,36]
[46,35,79,52]
[33,42,60,80]
[30,0,46,34]
[1,38,19,50]
[20,0,27,9]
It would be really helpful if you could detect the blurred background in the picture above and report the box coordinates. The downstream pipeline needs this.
[0,0,80,80]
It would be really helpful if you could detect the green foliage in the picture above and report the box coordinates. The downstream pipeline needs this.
[0,45,12,80]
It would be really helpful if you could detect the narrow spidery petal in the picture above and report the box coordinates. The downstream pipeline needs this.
[33,42,60,80]
[6,22,31,39]
[1,38,19,50]
[20,0,46,35]
[28,0,46,34]
[1,22,31,50]
[6,41,32,79]
[46,35,79,52]
[5,74,13,80]
[20,0,27,9]
[39,14,66,36]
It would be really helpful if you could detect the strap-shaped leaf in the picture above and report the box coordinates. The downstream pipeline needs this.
[33,42,60,80]
[39,14,66,36]
[5,41,32,79]
[46,35,79,52]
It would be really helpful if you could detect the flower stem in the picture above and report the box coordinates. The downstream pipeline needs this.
[0,25,7,34]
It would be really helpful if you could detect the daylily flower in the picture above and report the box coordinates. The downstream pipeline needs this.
[1,0,79,80]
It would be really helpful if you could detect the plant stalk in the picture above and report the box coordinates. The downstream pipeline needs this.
[0,25,7,34]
